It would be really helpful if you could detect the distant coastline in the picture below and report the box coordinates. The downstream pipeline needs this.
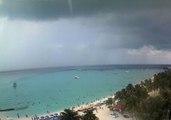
[0,64,169,73]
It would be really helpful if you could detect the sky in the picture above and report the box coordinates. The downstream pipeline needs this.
[0,0,171,71]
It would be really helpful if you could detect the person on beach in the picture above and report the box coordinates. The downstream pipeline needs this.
[96,109,98,113]
[17,113,20,118]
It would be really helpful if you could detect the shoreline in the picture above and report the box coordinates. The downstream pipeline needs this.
[0,69,164,120]
[0,95,115,120]
[1,79,160,120]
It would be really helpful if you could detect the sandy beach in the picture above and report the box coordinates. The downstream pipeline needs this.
[0,96,131,120]
[0,65,161,120]
[95,105,131,120]
[1,106,131,120]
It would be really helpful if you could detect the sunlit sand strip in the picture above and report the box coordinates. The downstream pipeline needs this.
[95,105,132,120]
[1,95,130,120]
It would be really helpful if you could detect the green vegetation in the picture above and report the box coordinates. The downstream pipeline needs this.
[114,69,171,120]
[106,97,114,106]
[60,109,81,120]
[82,109,99,120]
[61,69,171,120]
[60,109,99,120]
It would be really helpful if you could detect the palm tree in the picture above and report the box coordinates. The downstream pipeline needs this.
[82,109,99,120]
[60,109,81,120]
[106,97,114,106]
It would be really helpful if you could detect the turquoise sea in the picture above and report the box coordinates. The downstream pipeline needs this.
[0,65,166,117]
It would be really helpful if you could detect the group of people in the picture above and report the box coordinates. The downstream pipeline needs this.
[32,113,60,120]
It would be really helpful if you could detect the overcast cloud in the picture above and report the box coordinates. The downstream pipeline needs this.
[0,0,171,71]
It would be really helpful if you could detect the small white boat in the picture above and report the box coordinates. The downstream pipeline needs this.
[74,76,80,79]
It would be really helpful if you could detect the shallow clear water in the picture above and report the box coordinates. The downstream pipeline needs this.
[0,65,164,117]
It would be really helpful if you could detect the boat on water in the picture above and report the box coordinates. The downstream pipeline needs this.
[74,76,80,79]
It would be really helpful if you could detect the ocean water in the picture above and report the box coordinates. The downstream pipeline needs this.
[0,65,165,117]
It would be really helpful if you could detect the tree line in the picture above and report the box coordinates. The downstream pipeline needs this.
[113,69,171,120]
[60,108,99,120]
[58,68,171,120]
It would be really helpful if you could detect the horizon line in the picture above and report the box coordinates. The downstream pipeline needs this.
[0,64,170,73]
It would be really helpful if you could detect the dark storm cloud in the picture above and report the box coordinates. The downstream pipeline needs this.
[110,10,171,50]
[1,0,171,50]
[0,0,171,20]
[91,9,171,50]
[1,0,171,70]
[0,0,71,20]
